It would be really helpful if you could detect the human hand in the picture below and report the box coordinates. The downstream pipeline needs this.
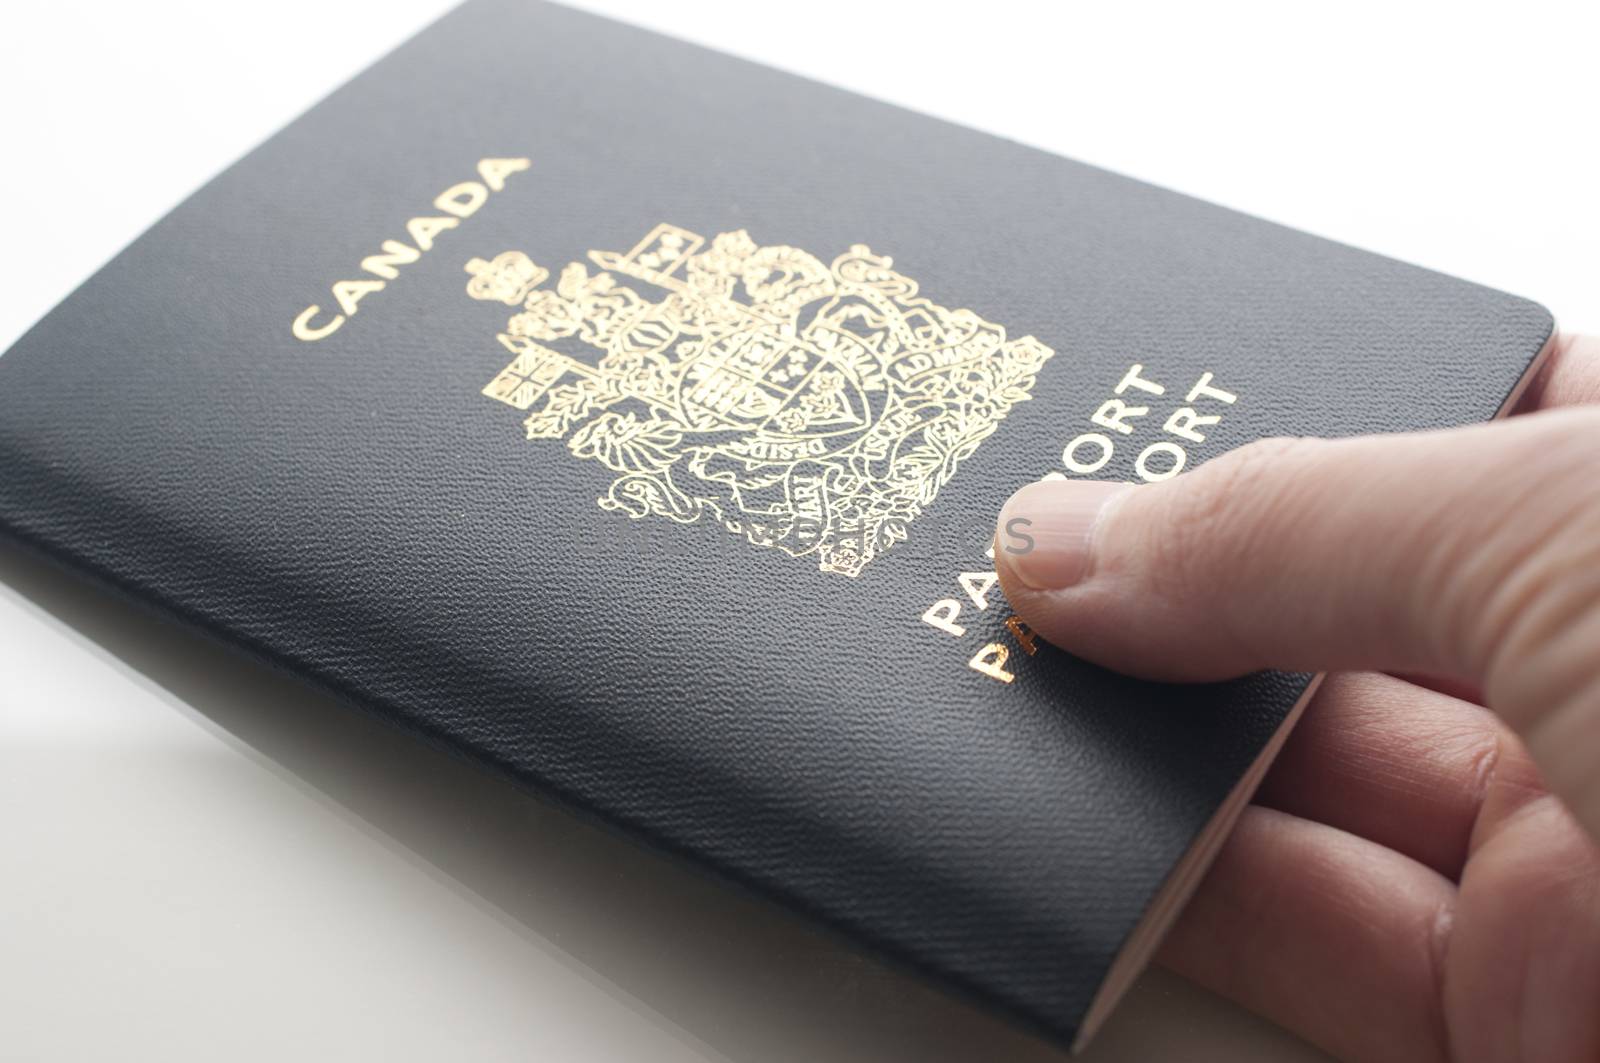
[992,334,1600,1063]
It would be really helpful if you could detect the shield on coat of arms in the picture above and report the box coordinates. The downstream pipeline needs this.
[469,223,1054,577]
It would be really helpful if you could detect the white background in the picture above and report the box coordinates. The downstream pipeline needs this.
[2,2,1594,1061]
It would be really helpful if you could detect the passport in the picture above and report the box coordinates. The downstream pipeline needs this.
[0,0,1554,1050]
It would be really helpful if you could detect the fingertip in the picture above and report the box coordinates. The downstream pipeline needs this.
[993,479,1131,591]
[991,476,1248,682]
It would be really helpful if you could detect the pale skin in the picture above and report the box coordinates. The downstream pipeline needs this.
[993,334,1600,1063]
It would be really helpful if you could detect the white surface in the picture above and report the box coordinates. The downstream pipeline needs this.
[2,2,1593,1060]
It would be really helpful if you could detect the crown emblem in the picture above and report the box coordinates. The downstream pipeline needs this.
[468,223,1055,577]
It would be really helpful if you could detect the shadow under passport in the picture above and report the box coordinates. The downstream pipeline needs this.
[0,538,1326,1063]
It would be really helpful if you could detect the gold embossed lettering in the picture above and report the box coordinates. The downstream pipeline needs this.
[434,182,489,218]
[958,571,1000,610]
[1115,363,1165,397]
[1004,615,1038,655]
[292,156,529,342]
[292,305,344,341]
[1091,397,1149,435]
[1135,440,1187,482]
[1186,371,1237,404]
[969,643,1015,684]
[406,214,459,250]
[921,599,966,637]
[360,239,422,281]
[477,156,531,191]
[1063,432,1114,475]
[1163,406,1221,443]
[332,279,386,316]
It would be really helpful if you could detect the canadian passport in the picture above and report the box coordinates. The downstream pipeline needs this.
[0,0,1554,1050]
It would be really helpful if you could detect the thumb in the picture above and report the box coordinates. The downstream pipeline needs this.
[993,408,1600,830]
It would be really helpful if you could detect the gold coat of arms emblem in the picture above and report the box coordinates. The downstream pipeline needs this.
[469,223,1054,577]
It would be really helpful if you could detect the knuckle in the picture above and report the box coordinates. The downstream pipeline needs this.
[1478,503,1600,723]
[1148,435,1322,591]
[1469,425,1600,691]
[1199,435,1317,508]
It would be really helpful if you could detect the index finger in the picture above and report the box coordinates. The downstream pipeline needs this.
[1514,333,1600,412]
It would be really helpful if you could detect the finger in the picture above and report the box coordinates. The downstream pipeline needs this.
[992,407,1600,684]
[1514,333,1600,412]
[1257,671,1514,879]
[1159,805,1454,1063]
[995,406,1600,835]
[1446,783,1600,1062]
[1388,671,1484,705]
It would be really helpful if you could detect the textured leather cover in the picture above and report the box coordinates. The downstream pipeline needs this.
[0,0,1553,1048]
